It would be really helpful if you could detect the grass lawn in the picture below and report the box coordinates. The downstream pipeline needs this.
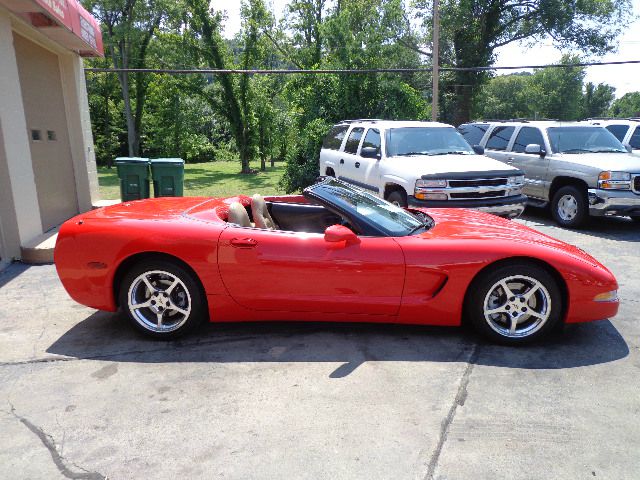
[98,160,287,200]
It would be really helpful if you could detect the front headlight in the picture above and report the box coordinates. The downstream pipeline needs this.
[507,175,525,185]
[593,290,618,302]
[598,171,631,190]
[416,179,447,188]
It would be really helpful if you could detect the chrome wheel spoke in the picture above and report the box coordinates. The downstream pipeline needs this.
[156,312,163,327]
[131,299,152,310]
[486,306,507,316]
[169,305,189,316]
[509,316,518,334]
[165,278,180,295]
[527,309,547,320]
[524,284,540,301]
[142,275,156,294]
[499,280,515,298]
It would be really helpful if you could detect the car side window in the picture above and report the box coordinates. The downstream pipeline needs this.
[344,127,365,154]
[322,125,349,150]
[605,124,629,142]
[485,126,515,151]
[512,127,545,153]
[458,124,488,146]
[629,126,640,149]
[361,128,381,154]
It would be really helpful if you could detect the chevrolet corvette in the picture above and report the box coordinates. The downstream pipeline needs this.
[54,178,619,344]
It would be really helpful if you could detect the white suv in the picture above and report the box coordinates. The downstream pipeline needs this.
[319,120,526,218]
[584,118,640,154]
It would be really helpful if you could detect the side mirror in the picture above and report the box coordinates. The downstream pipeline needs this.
[361,146,381,160]
[525,143,546,157]
[472,145,484,155]
[324,224,360,246]
[623,143,632,153]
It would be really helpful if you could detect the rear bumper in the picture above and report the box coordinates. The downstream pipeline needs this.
[588,189,640,217]
[407,194,527,219]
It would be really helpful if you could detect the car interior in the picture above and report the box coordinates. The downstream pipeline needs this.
[226,194,343,234]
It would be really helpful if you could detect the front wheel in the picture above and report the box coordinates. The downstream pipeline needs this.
[551,185,588,228]
[386,190,407,208]
[465,262,562,345]
[119,259,206,339]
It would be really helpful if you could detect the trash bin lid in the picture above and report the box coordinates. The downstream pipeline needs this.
[151,157,185,164]
[115,157,150,164]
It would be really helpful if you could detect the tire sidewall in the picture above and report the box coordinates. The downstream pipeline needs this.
[552,185,588,228]
[466,262,563,345]
[387,190,407,207]
[119,259,206,339]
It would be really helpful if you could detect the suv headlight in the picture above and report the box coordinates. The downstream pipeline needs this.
[598,171,631,190]
[416,179,447,188]
[415,179,448,200]
[507,175,525,185]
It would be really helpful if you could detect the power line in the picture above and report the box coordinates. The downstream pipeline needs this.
[84,59,640,75]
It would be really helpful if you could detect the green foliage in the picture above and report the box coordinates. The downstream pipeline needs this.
[279,118,331,193]
[583,82,616,119]
[610,92,640,117]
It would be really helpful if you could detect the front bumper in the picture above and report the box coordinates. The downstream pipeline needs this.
[587,189,640,217]
[407,194,527,219]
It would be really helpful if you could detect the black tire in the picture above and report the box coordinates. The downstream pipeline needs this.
[119,259,206,339]
[551,185,588,228]
[326,168,335,177]
[386,189,407,208]
[465,262,563,345]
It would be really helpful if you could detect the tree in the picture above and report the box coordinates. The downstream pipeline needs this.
[610,92,640,118]
[84,0,175,156]
[187,0,272,173]
[415,0,632,124]
[583,82,616,119]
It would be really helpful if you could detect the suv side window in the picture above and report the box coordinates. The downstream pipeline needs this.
[322,125,349,150]
[512,127,545,153]
[630,126,640,149]
[605,124,629,142]
[344,127,365,154]
[486,126,515,151]
[361,128,381,153]
[458,124,488,146]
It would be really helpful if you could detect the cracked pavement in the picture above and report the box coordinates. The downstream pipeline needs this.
[1,210,639,479]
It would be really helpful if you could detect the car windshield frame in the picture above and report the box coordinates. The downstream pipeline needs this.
[304,178,432,237]
[386,127,474,157]
[547,126,627,154]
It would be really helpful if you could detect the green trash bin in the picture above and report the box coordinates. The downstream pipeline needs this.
[114,157,150,201]
[150,158,185,197]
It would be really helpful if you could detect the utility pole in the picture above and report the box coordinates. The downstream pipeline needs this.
[431,0,439,122]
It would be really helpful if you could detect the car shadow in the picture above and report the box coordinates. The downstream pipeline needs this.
[46,312,629,377]
[520,207,640,243]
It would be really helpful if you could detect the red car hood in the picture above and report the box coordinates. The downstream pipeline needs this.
[420,208,591,259]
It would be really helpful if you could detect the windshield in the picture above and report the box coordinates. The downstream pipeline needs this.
[387,127,474,156]
[307,179,428,236]
[547,127,627,154]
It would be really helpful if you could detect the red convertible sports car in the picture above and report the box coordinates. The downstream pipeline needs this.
[54,178,619,344]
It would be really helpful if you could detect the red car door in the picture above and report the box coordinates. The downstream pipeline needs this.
[217,226,405,315]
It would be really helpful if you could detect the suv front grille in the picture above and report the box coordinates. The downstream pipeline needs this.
[449,178,506,188]
[634,175,640,193]
[450,191,505,199]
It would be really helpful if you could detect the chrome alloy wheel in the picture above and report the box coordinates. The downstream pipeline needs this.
[483,275,552,338]
[556,194,578,221]
[127,270,192,333]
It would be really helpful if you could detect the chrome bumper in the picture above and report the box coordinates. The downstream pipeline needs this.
[588,188,640,217]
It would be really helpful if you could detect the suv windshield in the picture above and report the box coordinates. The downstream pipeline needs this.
[387,127,474,157]
[547,127,627,154]
[306,179,429,236]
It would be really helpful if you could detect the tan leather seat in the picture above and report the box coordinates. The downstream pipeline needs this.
[251,194,278,230]
[228,202,251,227]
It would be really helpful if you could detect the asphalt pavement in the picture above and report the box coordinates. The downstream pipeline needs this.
[0,208,639,480]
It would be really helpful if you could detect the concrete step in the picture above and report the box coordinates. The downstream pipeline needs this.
[20,227,59,264]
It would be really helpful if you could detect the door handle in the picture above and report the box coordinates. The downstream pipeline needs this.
[339,159,344,164]
[506,157,514,163]
[230,238,258,248]
[355,162,360,168]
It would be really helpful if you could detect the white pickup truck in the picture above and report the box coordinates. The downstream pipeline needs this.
[319,119,527,218]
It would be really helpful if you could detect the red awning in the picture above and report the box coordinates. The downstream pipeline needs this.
[1,0,103,57]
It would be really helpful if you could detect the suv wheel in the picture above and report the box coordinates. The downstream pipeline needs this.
[386,190,407,208]
[551,185,588,228]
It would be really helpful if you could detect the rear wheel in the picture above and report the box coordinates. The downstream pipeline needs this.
[466,262,562,345]
[551,185,588,228]
[119,259,205,339]
[386,189,407,208]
